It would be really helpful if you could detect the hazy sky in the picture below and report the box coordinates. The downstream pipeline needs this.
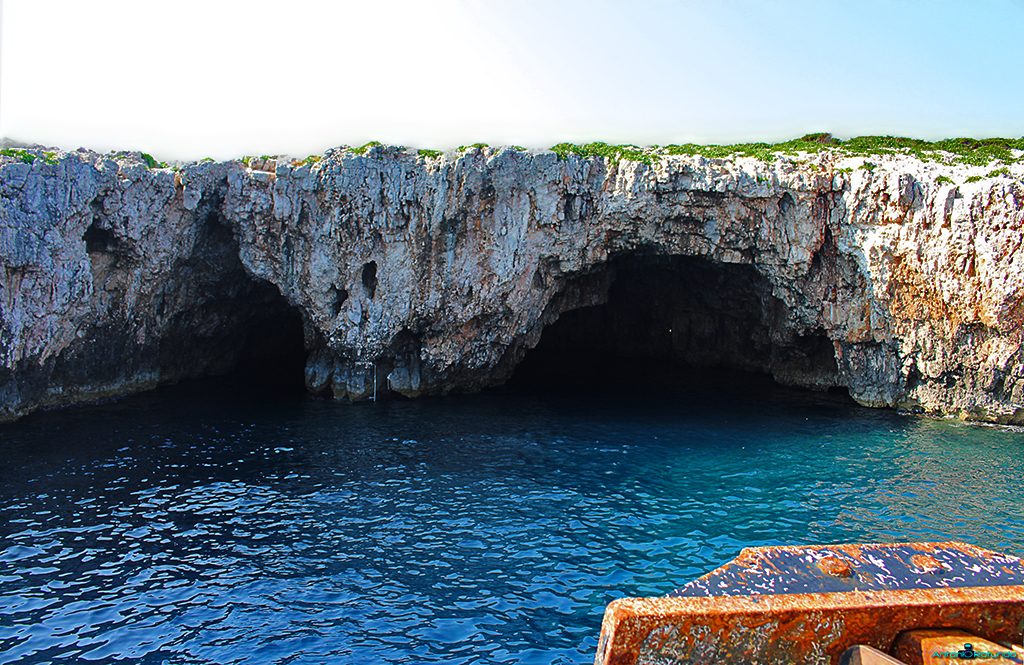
[2,0,1023,159]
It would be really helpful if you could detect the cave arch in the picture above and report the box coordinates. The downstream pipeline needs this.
[507,254,845,396]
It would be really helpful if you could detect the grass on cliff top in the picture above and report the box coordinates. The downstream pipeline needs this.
[109,151,169,169]
[240,154,278,166]
[290,154,322,167]
[550,134,1024,166]
[140,153,169,169]
[349,141,383,155]
[217,134,1024,168]
[551,142,655,165]
[1,148,59,165]
[416,145,529,159]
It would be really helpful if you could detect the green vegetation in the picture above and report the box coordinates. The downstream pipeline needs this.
[241,155,277,166]
[213,134,1024,170]
[662,142,776,162]
[288,156,316,167]
[965,175,983,183]
[935,175,954,185]
[350,141,383,155]
[140,152,169,169]
[550,141,655,165]
[988,167,1011,178]
[842,136,1024,165]
[1,148,35,164]
[1,148,58,165]
[216,135,1019,169]
[199,157,215,163]
[543,133,1024,167]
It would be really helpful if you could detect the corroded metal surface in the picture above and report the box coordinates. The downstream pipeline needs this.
[596,542,1024,665]
[672,542,1024,596]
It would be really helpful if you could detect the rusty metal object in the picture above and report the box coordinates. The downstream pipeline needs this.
[839,644,908,665]
[670,541,1024,597]
[595,542,1024,665]
[891,629,1023,665]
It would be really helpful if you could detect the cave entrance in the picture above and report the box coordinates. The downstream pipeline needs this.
[223,286,308,393]
[144,214,309,397]
[506,254,846,399]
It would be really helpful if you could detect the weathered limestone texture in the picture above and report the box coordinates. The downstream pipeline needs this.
[2,145,1022,423]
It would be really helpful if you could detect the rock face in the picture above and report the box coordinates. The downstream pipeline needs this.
[2,146,1023,423]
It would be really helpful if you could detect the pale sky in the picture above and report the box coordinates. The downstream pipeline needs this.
[2,0,1023,160]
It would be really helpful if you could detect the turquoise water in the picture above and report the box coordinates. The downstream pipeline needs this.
[1,376,1022,664]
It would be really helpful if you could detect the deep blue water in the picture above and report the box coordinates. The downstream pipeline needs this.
[1,377,1022,664]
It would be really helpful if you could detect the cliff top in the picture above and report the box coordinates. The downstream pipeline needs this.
[3,133,1023,166]
[2,134,1023,191]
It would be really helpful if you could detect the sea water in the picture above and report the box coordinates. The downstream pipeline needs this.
[1,376,1022,664]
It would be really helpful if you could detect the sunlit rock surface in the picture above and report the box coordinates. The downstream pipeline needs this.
[2,146,1022,423]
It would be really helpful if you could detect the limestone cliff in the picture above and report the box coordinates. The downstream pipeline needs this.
[2,145,1022,423]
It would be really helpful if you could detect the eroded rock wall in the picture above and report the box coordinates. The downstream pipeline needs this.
[0,155,298,420]
[2,146,1022,423]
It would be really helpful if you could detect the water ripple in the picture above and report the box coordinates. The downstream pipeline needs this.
[1,382,1022,664]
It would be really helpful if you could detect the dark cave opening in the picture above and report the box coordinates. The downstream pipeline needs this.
[141,214,309,397]
[83,223,118,254]
[222,289,308,393]
[134,208,313,396]
[42,225,311,409]
[506,254,849,400]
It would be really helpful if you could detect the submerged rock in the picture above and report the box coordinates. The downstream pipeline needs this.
[1,146,1022,423]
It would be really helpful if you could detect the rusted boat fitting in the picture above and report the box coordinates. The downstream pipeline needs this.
[595,541,1024,665]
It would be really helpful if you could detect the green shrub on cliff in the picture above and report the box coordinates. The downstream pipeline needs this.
[550,142,655,165]
[661,133,839,163]
[2,148,34,164]
[417,149,443,159]
[935,175,954,185]
[350,141,383,155]
[140,152,169,169]
[600,133,1024,167]
[1,149,60,165]
[837,136,1024,165]
[240,155,279,166]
